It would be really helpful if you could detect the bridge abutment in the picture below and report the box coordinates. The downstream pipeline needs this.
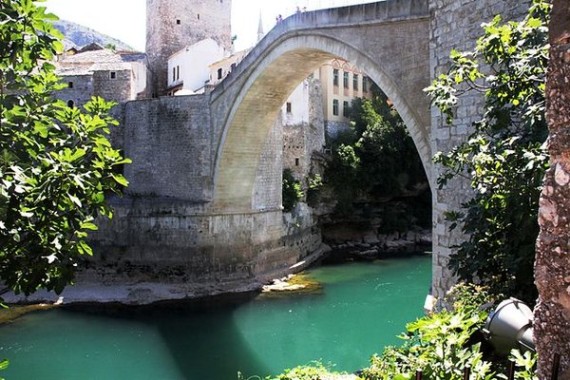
[429,0,531,299]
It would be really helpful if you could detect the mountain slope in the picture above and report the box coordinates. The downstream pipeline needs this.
[53,20,136,51]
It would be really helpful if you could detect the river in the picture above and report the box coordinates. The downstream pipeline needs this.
[0,255,430,379]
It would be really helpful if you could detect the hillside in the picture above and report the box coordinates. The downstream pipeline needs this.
[53,20,136,51]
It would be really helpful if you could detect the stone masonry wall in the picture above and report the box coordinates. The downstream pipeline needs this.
[146,0,232,96]
[122,94,213,202]
[93,69,133,105]
[429,0,529,299]
[56,75,94,108]
[252,117,283,211]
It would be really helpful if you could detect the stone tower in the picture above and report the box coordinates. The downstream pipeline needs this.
[146,0,232,96]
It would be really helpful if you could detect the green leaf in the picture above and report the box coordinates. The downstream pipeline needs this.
[111,174,129,187]
[78,240,93,256]
[80,221,98,231]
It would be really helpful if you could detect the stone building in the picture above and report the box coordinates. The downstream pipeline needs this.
[55,44,147,108]
[166,38,226,95]
[146,0,232,97]
[316,58,372,138]
[281,77,326,182]
[208,48,250,87]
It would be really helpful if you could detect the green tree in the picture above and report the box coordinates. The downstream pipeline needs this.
[325,88,428,222]
[425,0,550,304]
[0,0,130,298]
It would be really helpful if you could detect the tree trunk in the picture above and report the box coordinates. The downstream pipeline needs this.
[535,1,570,378]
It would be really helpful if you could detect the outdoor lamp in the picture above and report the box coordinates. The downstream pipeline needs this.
[482,298,535,355]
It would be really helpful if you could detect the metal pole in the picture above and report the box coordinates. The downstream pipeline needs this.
[507,360,516,380]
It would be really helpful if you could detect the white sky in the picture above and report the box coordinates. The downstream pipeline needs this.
[43,0,375,52]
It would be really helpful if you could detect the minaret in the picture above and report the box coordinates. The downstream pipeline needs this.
[257,12,264,43]
[146,0,232,97]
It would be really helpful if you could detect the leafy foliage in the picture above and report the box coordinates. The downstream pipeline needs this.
[424,0,550,304]
[0,0,130,297]
[0,359,7,380]
[324,88,428,220]
[270,362,334,380]
[361,284,537,380]
[282,169,304,212]
[245,361,341,380]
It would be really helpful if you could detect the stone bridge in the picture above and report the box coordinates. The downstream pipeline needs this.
[86,0,527,304]
[210,0,431,211]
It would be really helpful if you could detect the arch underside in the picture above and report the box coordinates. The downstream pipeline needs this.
[213,28,431,212]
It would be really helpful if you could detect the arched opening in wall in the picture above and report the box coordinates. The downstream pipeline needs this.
[276,63,432,265]
[213,34,432,225]
[209,9,433,304]
[67,100,75,108]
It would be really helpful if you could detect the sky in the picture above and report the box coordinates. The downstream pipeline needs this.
[43,0,375,52]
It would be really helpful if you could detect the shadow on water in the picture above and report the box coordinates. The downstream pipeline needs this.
[1,256,432,379]
[56,292,271,380]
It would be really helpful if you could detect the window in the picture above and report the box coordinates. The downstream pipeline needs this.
[286,102,292,113]
[333,69,339,87]
[343,101,349,117]
[67,100,74,108]
[176,65,180,81]
[295,158,300,166]
[176,19,181,25]
[353,74,358,91]
[332,99,339,116]
[110,71,116,79]
[343,72,349,89]
[197,14,200,20]
[68,81,73,88]
[217,68,223,80]
[172,67,176,82]
[363,76,369,93]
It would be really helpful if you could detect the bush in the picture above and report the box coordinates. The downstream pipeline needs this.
[282,169,303,212]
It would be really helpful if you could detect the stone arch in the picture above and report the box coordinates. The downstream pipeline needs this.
[212,30,431,211]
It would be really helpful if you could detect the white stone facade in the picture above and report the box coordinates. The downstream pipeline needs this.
[146,0,232,96]
[167,38,226,95]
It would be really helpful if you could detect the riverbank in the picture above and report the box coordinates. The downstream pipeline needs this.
[322,228,432,263]
[1,246,328,306]
[0,300,62,325]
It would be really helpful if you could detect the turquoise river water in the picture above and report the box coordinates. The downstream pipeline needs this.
[0,255,430,379]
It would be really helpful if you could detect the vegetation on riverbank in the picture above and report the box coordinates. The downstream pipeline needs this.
[425,0,550,305]
[264,284,538,380]
[320,88,430,233]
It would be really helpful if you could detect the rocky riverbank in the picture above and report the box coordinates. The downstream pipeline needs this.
[1,247,328,306]
[322,227,432,262]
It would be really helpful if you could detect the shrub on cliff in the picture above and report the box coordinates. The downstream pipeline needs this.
[282,169,304,212]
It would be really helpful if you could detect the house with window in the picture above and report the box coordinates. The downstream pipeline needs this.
[166,38,227,95]
[207,49,250,87]
[315,58,371,137]
[55,44,147,108]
